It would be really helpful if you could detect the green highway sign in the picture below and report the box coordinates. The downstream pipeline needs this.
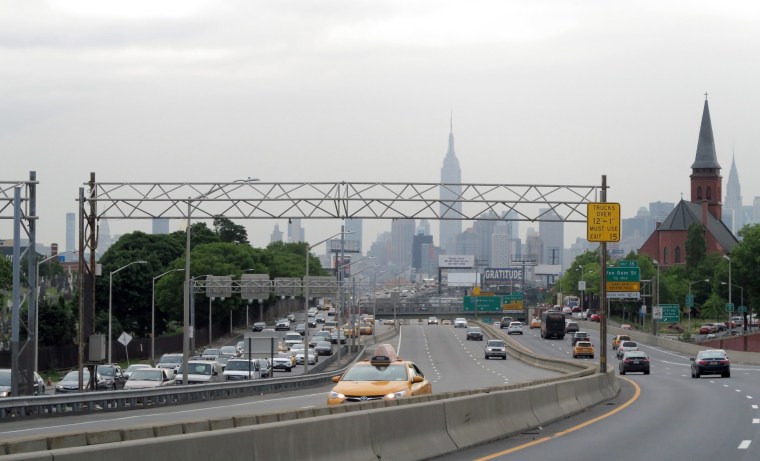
[606,267,640,282]
[502,293,524,311]
[463,296,502,312]
[685,294,694,308]
[617,260,639,268]
[739,306,748,313]
[726,303,735,313]
[653,304,680,323]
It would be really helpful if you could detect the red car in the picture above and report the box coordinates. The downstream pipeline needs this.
[589,314,601,322]
[699,324,715,334]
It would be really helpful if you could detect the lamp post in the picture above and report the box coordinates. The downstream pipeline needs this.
[688,278,710,334]
[152,268,184,365]
[189,274,212,354]
[723,255,732,328]
[650,260,660,335]
[303,230,351,374]
[109,260,147,363]
[35,250,76,372]
[350,264,379,349]
[721,281,743,330]
[575,265,585,313]
[371,271,385,343]
[242,269,256,327]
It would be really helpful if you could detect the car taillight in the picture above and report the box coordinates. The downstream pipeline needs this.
[698,360,709,365]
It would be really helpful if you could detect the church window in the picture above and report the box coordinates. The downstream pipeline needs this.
[664,247,669,265]
[697,187,702,200]
[706,187,712,200]
[675,247,681,264]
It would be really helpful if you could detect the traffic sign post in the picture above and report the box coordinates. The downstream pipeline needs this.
[653,304,680,323]
[685,294,694,308]
[463,296,502,312]
[726,303,735,313]
[738,306,747,313]
[606,266,641,299]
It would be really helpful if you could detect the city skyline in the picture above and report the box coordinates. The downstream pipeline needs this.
[3,2,760,254]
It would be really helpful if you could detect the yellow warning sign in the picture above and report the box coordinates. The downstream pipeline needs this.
[587,202,621,242]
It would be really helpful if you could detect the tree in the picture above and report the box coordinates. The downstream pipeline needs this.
[169,222,221,249]
[729,224,760,312]
[213,216,249,245]
[38,294,76,346]
[685,223,706,272]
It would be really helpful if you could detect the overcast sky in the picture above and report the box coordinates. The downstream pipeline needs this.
[2,0,759,253]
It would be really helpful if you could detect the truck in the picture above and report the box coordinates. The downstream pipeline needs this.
[540,311,566,339]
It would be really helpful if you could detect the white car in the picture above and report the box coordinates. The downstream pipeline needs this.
[124,368,175,390]
[284,333,304,350]
[507,321,523,335]
[175,361,221,385]
[296,348,318,365]
[616,341,639,359]
[123,363,152,379]
[454,318,467,328]
[223,359,266,380]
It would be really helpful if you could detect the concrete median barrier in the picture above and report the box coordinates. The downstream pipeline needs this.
[529,382,564,425]
[555,380,583,416]
[369,400,457,461]
[444,387,538,449]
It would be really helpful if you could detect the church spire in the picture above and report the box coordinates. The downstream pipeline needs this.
[691,97,721,170]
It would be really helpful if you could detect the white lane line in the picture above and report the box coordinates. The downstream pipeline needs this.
[737,389,743,392]
[748,396,753,399]
[753,405,759,409]
[753,418,759,424]
[738,440,751,449]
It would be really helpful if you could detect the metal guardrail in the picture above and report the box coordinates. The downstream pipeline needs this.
[0,324,400,421]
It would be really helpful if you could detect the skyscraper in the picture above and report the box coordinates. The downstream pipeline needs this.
[270,224,283,243]
[391,219,415,271]
[65,212,75,255]
[724,154,743,234]
[287,218,305,243]
[538,208,564,267]
[439,115,462,255]
[345,219,363,254]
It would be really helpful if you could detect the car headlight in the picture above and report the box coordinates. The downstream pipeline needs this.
[55,385,63,390]
[385,390,408,399]
[329,391,345,399]
[0,391,9,397]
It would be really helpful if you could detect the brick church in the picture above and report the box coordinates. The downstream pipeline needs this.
[638,98,738,267]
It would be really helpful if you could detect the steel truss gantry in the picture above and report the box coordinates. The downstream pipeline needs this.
[78,174,607,387]
[0,172,38,397]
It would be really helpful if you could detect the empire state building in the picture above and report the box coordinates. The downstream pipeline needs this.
[439,118,462,255]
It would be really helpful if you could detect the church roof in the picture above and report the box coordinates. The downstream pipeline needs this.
[658,199,738,251]
[691,99,721,170]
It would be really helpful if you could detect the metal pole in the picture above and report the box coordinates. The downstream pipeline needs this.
[182,198,191,385]
[151,276,156,366]
[209,297,213,346]
[108,271,113,363]
[599,175,608,374]
[11,187,21,397]
[304,243,310,374]
[727,256,732,328]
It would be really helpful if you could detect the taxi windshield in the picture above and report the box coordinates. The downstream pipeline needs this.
[342,363,408,382]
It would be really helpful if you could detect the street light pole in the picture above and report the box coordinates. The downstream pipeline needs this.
[303,230,351,374]
[109,260,147,363]
[724,255,732,328]
[688,278,710,334]
[152,268,184,366]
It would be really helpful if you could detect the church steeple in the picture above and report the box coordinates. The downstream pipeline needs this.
[689,95,723,220]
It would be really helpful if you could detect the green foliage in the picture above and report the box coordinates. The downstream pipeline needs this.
[685,222,706,272]
[213,216,249,245]
[0,257,10,291]
[39,295,76,346]
[732,224,760,310]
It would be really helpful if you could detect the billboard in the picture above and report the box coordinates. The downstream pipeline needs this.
[447,272,479,287]
[328,239,361,254]
[483,267,523,283]
[438,255,475,268]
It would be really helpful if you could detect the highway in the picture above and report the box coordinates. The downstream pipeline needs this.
[436,322,760,460]
[0,322,559,442]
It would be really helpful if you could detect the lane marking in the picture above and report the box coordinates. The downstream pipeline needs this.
[753,405,759,409]
[474,377,641,461]
[753,418,759,424]
[738,440,751,449]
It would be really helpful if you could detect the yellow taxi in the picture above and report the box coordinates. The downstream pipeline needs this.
[327,344,432,405]
[572,341,595,359]
[359,322,373,335]
[612,334,632,350]
[343,324,360,338]
[529,318,541,329]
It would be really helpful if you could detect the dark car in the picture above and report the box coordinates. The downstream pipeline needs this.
[251,322,266,332]
[565,322,579,334]
[466,327,484,341]
[295,323,306,335]
[571,331,591,346]
[619,351,650,375]
[499,316,514,329]
[691,350,730,378]
[314,341,333,356]
[97,364,126,390]
[55,370,108,394]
